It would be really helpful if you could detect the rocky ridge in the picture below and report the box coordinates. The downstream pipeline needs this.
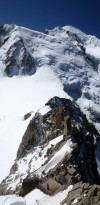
[61,182,100,205]
[0,97,100,205]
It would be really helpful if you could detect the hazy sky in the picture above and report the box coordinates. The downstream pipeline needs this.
[0,0,100,38]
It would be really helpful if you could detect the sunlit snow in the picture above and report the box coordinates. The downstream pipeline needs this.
[24,185,73,205]
[0,66,67,182]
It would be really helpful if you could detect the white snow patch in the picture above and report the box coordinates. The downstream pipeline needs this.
[0,195,25,205]
[86,46,100,58]
[36,139,72,176]
[25,185,73,205]
[24,189,45,205]
[72,198,79,204]
[38,105,51,115]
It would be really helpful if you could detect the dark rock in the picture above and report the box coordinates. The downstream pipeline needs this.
[87,185,98,197]
[9,162,18,175]
[4,38,36,77]
[24,113,31,120]
[0,24,15,47]
[58,175,67,185]
[17,108,63,160]
[19,175,39,196]
[61,182,100,205]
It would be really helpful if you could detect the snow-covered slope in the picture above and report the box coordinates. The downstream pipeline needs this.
[0,67,67,182]
[0,24,100,204]
[0,185,73,205]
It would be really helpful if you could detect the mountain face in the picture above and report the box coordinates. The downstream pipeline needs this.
[0,24,36,76]
[0,24,100,205]
[0,97,99,194]
[0,24,100,131]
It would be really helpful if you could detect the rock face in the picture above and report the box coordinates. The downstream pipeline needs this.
[0,24,36,76]
[0,24,15,47]
[70,126,99,185]
[4,38,36,76]
[17,108,63,160]
[0,97,100,199]
[61,182,100,205]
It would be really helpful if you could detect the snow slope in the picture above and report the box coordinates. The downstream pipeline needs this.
[0,195,25,205]
[6,135,64,192]
[36,139,72,176]
[0,185,72,205]
[0,66,67,183]
[25,185,73,205]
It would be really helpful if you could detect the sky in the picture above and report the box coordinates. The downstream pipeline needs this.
[0,0,100,38]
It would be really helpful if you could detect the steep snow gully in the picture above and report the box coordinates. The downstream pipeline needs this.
[0,24,100,205]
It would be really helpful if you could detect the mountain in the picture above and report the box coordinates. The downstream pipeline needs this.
[0,24,100,205]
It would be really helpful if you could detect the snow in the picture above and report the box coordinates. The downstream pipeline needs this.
[6,135,64,191]
[44,140,72,172]
[72,198,78,204]
[38,106,51,115]
[0,186,73,205]
[86,46,100,58]
[36,139,72,175]
[0,185,73,205]
[0,25,100,124]
[0,66,67,183]
[25,185,73,205]
[63,25,86,36]
[0,195,25,205]
[24,189,46,205]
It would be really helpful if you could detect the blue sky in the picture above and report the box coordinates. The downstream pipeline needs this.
[0,0,100,38]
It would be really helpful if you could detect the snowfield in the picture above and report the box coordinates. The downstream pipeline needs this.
[0,66,67,183]
[0,195,25,205]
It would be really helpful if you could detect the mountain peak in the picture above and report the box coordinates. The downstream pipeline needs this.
[63,25,85,34]
[0,23,17,33]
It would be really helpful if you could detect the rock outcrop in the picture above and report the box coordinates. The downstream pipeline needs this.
[4,38,36,76]
[61,182,100,205]
[0,24,36,76]
[17,108,63,160]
